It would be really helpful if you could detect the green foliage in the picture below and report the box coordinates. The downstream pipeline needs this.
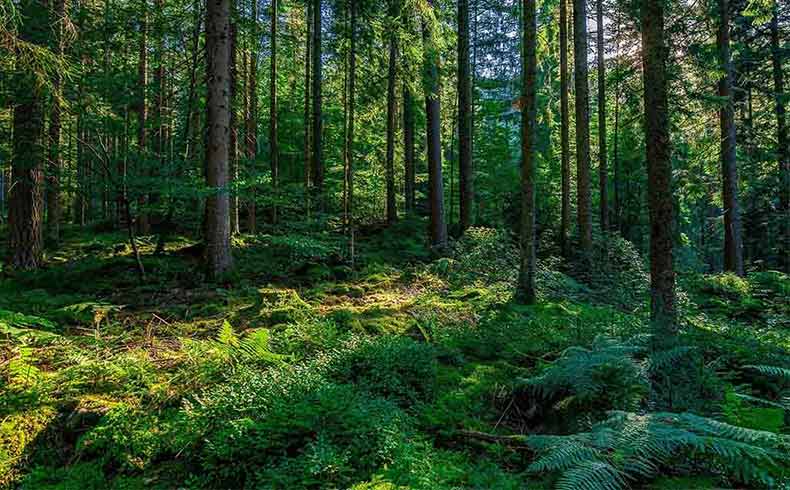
[527,411,790,489]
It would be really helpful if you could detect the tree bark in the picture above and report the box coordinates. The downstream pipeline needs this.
[312,0,323,206]
[247,0,258,233]
[771,5,789,272]
[717,0,744,276]
[269,0,278,226]
[641,0,676,330]
[572,0,592,251]
[458,0,473,231]
[385,0,398,225]
[518,0,537,304]
[596,0,608,231]
[304,0,312,209]
[47,0,67,246]
[204,0,234,279]
[137,0,150,235]
[229,18,240,235]
[348,0,357,265]
[423,0,447,250]
[559,0,570,257]
[9,0,47,271]
[404,81,415,213]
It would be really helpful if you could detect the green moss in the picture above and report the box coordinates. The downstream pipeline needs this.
[0,407,58,487]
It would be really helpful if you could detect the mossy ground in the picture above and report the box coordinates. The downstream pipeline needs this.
[1,224,788,489]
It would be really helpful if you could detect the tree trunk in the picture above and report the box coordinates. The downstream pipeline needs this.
[269,0,278,227]
[9,0,47,271]
[573,0,592,251]
[312,0,323,206]
[458,0,473,232]
[137,0,150,235]
[423,0,447,250]
[717,0,744,276]
[229,18,240,235]
[596,0,608,231]
[385,0,398,225]
[347,0,357,265]
[304,0,312,210]
[204,0,234,278]
[771,5,789,272]
[247,0,259,233]
[518,0,537,304]
[641,0,676,330]
[47,0,67,246]
[404,81,415,213]
[559,0,570,257]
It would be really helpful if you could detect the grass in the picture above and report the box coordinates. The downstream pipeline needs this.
[1,224,788,489]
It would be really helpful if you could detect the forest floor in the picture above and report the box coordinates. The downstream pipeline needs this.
[1,221,788,489]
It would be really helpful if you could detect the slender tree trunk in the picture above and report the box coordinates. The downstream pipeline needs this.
[47,0,67,246]
[137,0,150,234]
[559,0,570,257]
[229,18,240,235]
[268,0,278,226]
[458,0,473,231]
[404,81,415,213]
[385,0,398,224]
[771,5,789,272]
[151,0,165,230]
[8,0,47,270]
[518,0,537,304]
[613,81,621,232]
[247,0,258,233]
[573,0,592,251]
[204,0,233,278]
[423,0,447,250]
[717,0,744,276]
[312,0,323,206]
[347,0,357,265]
[304,0,312,210]
[641,0,676,330]
[596,0,608,231]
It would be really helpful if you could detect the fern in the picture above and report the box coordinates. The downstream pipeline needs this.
[744,365,790,380]
[526,410,789,490]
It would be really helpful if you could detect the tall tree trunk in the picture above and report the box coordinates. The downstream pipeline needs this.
[596,0,608,231]
[717,0,744,276]
[151,0,165,230]
[404,81,415,213]
[304,0,312,210]
[613,81,621,232]
[312,0,323,206]
[137,0,150,235]
[269,0,278,226]
[573,0,592,251]
[641,0,676,330]
[518,0,537,304]
[47,0,67,246]
[229,18,240,235]
[247,0,258,233]
[205,0,234,278]
[385,0,398,224]
[559,0,570,257]
[423,0,447,250]
[771,5,789,272]
[347,0,357,265]
[9,0,47,270]
[458,0,473,232]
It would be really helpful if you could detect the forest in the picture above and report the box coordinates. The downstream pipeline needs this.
[0,0,789,487]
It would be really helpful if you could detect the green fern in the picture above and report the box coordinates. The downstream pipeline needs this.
[526,410,789,490]
[744,365,790,380]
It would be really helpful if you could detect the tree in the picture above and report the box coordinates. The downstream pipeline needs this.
[246,0,259,233]
[573,0,592,251]
[518,0,537,304]
[304,0,312,207]
[312,0,323,205]
[641,0,676,329]
[596,0,608,231]
[270,0,278,225]
[229,16,240,235]
[458,0,474,231]
[8,0,48,270]
[204,0,234,278]
[770,4,788,272]
[423,0,447,250]
[46,0,67,245]
[137,0,150,235]
[346,0,358,264]
[385,0,398,224]
[559,0,570,256]
[717,0,744,276]
[404,81,416,214]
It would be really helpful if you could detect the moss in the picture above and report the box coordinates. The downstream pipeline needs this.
[0,407,58,487]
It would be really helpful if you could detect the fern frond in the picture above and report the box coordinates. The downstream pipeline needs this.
[217,320,239,347]
[744,365,790,380]
[555,461,626,490]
